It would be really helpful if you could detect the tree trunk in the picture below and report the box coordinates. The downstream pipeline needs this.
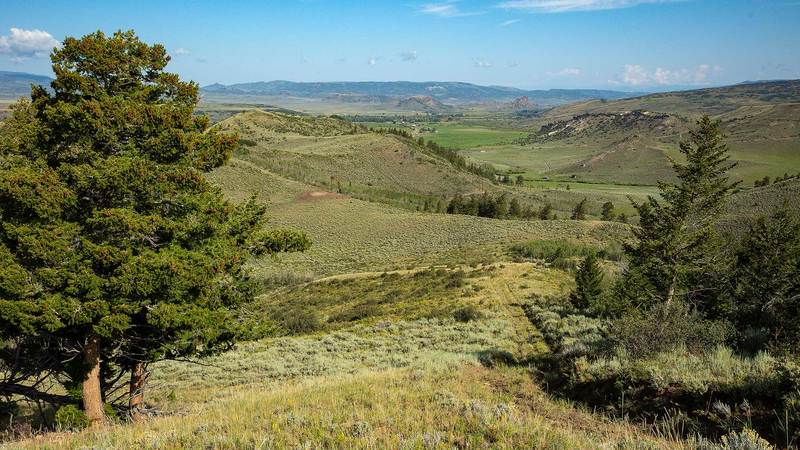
[82,334,106,426]
[129,361,147,422]
[665,277,676,306]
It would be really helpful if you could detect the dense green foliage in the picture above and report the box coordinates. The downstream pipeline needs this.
[0,30,309,424]
[569,254,604,310]
[726,209,800,352]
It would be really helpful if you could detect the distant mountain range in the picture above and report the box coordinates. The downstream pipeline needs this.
[0,71,53,97]
[201,80,639,105]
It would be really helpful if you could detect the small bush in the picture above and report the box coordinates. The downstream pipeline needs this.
[716,428,774,450]
[281,309,323,334]
[509,240,622,270]
[54,405,90,431]
[453,305,484,322]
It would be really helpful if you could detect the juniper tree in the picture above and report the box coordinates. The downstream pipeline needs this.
[0,30,309,425]
[623,116,738,307]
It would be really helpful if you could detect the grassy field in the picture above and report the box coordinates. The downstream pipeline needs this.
[418,122,527,148]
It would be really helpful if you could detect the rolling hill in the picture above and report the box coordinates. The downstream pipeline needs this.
[204,109,632,279]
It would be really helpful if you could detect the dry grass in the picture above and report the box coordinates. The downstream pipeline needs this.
[15,365,689,450]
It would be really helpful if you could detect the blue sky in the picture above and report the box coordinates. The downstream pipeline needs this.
[1,0,798,90]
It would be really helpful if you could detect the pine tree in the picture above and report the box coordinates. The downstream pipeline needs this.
[0,30,310,425]
[571,198,588,220]
[601,201,615,221]
[624,116,738,307]
[569,254,604,310]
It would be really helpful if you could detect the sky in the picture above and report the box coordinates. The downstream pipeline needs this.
[1,0,799,90]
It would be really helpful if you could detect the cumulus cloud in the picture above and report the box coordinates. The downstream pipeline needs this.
[473,58,493,68]
[497,0,684,13]
[400,50,418,61]
[619,63,721,86]
[0,28,59,58]
[500,19,521,26]
[419,1,483,17]
[549,67,582,76]
[172,47,191,57]
[367,56,379,66]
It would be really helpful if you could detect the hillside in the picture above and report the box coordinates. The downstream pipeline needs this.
[199,110,634,279]
[501,80,800,184]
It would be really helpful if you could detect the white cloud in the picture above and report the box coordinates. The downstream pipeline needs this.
[400,50,418,61]
[500,19,521,26]
[619,63,722,86]
[622,64,650,85]
[419,1,483,17]
[367,56,378,66]
[497,0,683,13]
[474,58,493,68]
[549,67,583,76]
[172,47,191,57]
[0,28,59,57]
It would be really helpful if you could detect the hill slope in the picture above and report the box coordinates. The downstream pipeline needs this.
[514,80,800,184]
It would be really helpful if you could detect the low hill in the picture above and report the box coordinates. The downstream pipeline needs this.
[395,95,453,112]
[214,110,496,202]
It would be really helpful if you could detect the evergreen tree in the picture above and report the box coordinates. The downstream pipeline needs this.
[569,254,604,310]
[623,116,738,307]
[494,193,509,218]
[571,198,588,220]
[0,30,310,425]
[601,201,615,221]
